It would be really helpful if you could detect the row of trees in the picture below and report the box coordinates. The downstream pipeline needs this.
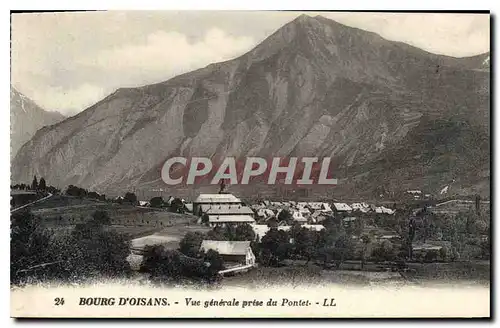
[377,205,490,261]
[175,219,361,270]
[140,246,223,283]
[147,196,185,213]
[12,176,61,194]
[20,180,190,216]
[66,184,107,200]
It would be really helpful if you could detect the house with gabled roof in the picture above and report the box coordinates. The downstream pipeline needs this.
[200,240,256,269]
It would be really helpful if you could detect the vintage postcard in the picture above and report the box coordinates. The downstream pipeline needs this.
[10,10,490,318]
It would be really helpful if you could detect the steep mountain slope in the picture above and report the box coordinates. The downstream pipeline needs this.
[12,15,490,198]
[10,87,65,160]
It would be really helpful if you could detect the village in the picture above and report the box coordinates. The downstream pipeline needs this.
[125,180,490,281]
[10,177,491,286]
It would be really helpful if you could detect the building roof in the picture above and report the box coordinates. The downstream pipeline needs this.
[200,240,251,256]
[251,224,292,240]
[292,211,307,222]
[301,224,325,231]
[298,207,311,214]
[375,206,395,214]
[206,205,254,215]
[208,215,255,223]
[307,202,324,210]
[194,193,242,203]
[413,244,443,251]
[333,203,352,211]
[257,208,275,218]
[322,203,332,212]
[311,211,332,218]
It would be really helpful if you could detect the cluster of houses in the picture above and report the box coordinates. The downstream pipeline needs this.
[130,191,456,276]
[250,200,396,224]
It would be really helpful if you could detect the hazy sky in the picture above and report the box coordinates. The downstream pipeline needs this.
[11,11,490,116]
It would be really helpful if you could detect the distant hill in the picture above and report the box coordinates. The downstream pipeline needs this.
[10,87,65,160]
[11,14,490,198]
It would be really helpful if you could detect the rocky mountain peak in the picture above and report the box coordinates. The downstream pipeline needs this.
[11,16,490,198]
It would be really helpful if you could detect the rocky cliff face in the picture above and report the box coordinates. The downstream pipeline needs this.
[12,15,490,197]
[10,87,65,160]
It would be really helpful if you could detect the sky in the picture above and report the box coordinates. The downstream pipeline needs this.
[11,11,490,116]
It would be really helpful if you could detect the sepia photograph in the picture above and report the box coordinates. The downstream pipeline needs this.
[9,9,491,318]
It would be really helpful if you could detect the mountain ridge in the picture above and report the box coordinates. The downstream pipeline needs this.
[10,87,65,161]
[12,15,490,198]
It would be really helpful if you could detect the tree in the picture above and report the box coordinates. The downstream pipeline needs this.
[11,211,52,284]
[31,176,38,191]
[203,249,224,279]
[124,192,137,205]
[408,217,416,260]
[58,221,131,280]
[260,228,290,266]
[201,213,210,225]
[353,217,365,236]
[439,247,448,262]
[332,234,355,269]
[38,177,46,191]
[372,240,396,263]
[92,210,111,225]
[141,246,220,283]
[234,224,256,241]
[293,228,317,263]
[150,197,164,208]
[170,198,185,213]
[267,217,279,228]
[289,222,303,242]
[206,226,229,241]
[316,246,335,268]
[360,234,372,270]
[87,191,100,200]
[140,245,168,276]
[277,209,292,224]
[66,185,87,198]
[179,232,204,257]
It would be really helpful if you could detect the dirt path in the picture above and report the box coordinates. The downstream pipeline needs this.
[11,193,53,213]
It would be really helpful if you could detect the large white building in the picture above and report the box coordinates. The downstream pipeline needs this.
[205,204,256,227]
[193,193,243,216]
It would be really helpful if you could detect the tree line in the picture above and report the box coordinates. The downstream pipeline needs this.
[11,176,61,194]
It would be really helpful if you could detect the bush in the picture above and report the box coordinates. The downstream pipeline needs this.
[11,211,52,284]
[141,246,222,283]
[371,240,397,263]
[11,210,131,284]
[150,197,164,208]
[260,228,291,266]
[179,232,204,257]
[424,250,439,263]
[124,192,138,205]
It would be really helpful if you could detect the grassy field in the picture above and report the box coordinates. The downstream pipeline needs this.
[405,261,490,284]
[28,195,202,243]
[221,259,491,288]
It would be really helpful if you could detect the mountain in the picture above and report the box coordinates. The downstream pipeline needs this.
[10,87,65,160]
[11,15,490,198]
